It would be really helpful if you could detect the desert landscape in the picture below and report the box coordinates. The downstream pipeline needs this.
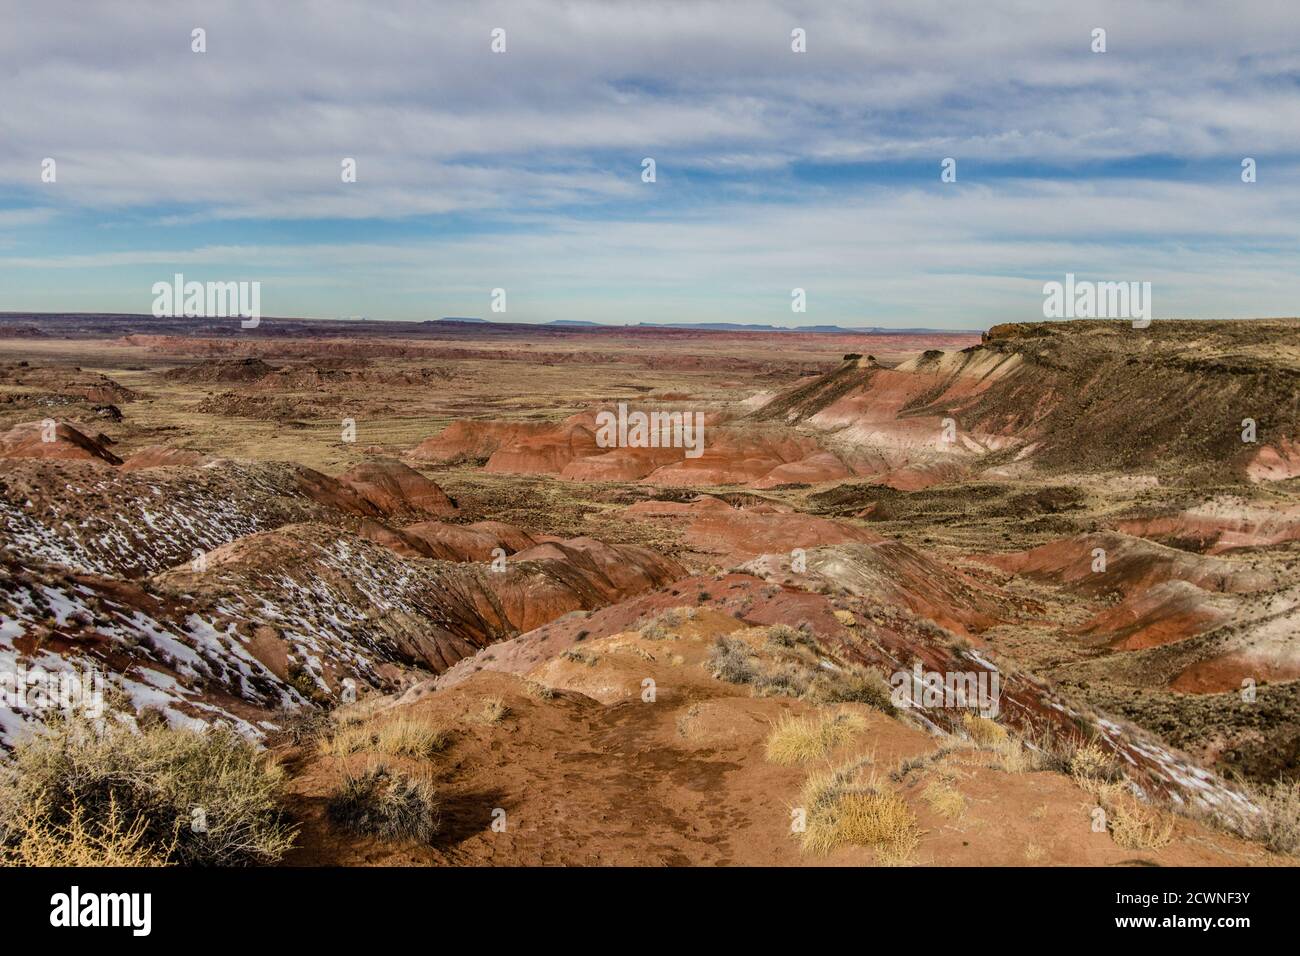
[4,12,1300,934]
[2,313,1297,868]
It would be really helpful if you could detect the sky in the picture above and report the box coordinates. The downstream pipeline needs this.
[0,0,1297,329]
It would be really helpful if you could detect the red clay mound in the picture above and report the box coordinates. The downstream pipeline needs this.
[119,445,211,470]
[1113,496,1300,554]
[0,363,141,404]
[1172,650,1300,694]
[354,518,446,559]
[974,532,1276,597]
[750,351,1021,489]
[626,495,882,561]
[412,411,868,489]
[638,428,830,486]
[512,536,684,600]
[337,460,456,517]
[1248,438,1300,482]
[0,421,122,465]
[401,520,540,561]
[293,466,385,517]
[488,420,603,475]
[740,541,1011,638]
[409,419,554,464]
[1076,580,1231,650]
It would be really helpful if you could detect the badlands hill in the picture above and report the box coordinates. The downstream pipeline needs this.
[414,319,1300,490]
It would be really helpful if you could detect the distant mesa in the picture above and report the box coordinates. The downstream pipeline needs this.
[163,357,279,383]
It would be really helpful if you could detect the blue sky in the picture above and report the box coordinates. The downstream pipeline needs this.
[1,0,1298,329]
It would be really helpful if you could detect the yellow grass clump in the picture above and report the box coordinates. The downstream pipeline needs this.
[475,696,509,725]
[798,761,920,863]
[921,781,966,821]
[320,714,452,759]
[764,711,867,765]
[962,713,1008,747]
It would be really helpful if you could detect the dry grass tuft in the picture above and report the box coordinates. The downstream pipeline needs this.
[318,715,451,759]
[326,765,439,843]
[475,696,509,725]
[798,759,920,863]
[921,781,965,821]
[962,713,1008,747]
[988,737,1037,774]
[318,722,371,758]
[1106,791,1176,851]
[764,711,866,766]
[375,716,451,758]
[1083,781,1175,850]
[675,704,701,739]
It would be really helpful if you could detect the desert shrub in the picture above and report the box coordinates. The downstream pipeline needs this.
[962,713,1008,748]
[523,679,556,701]
[799,760,919,862]
[765,624,814,649]
[921,781,965,821]
[277,707,333,746]
[1068,739,1123,783]
[641,608,694,638]
[807,664,895,712]
[286,661,331,706]
[752,661,813,698]
[0,717,295,866]
[1239,778,1300,854]
[1,796,166,867]
[891,746,960,782]
[327,766,439,843]
[708,636,759,685]
[475,696,509,725]
[638,622,670,640]
[764,711,866,765]
[709,635,895,713]
[1098,786,1175,851]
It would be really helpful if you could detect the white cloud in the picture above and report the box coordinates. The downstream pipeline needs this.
[0,1,1297,324]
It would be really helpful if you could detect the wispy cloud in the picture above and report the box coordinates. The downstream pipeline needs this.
[1,1,1297,326]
